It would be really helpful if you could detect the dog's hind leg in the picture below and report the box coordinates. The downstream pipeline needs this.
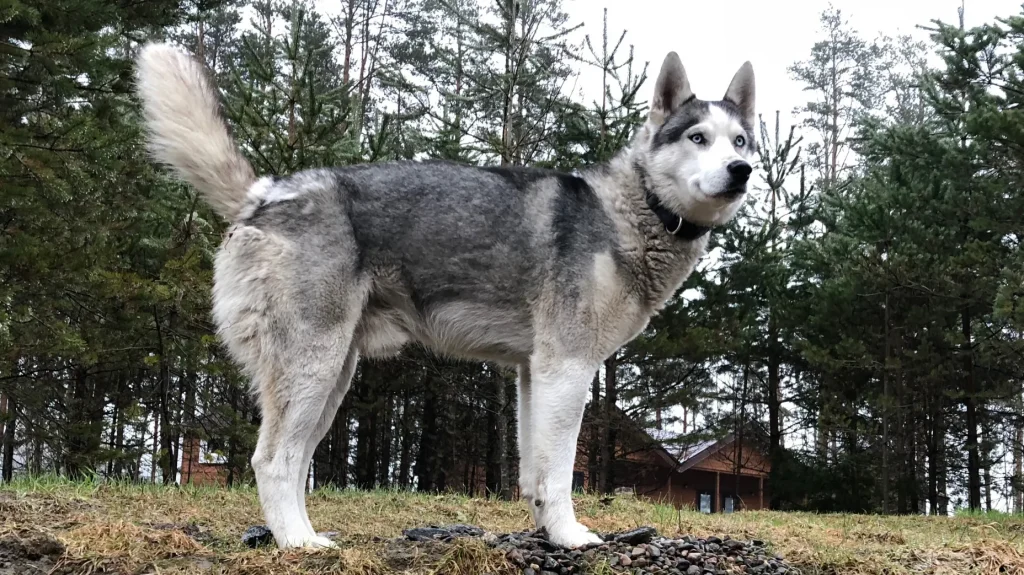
[213,221,367,549]
[294,346,359,540]
[248,318,360,549]
[525,354,602,548]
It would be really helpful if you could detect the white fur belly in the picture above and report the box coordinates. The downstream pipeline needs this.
[356,309,411,358]
[422,302,533,362]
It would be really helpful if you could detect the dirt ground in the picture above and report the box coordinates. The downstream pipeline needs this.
[3,478,1024,574]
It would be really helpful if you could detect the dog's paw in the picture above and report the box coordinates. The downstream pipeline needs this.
[546,522,603,548]
[279,534,338,550]
[306,535,339,549]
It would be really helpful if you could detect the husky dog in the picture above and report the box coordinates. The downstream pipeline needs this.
[135,43,755,549]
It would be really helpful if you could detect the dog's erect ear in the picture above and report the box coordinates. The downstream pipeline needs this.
[724,61,755,124]
[649,52,693,126]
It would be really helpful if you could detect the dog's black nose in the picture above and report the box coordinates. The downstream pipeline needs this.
[727,160,752,183]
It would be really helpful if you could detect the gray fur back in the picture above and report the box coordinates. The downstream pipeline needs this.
[241,160,619,364]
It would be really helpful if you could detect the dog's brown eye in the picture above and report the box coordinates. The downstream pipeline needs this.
[690,134,704,144]
[734,135,746,147]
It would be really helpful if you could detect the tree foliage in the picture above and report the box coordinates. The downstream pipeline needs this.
[2,0,1023,516]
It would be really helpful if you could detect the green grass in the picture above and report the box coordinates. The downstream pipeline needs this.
[2,475,1024,574]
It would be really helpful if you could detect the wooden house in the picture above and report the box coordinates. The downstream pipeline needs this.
[574,410,771,512]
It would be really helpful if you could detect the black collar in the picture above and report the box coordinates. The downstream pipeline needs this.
[634,162,711,241]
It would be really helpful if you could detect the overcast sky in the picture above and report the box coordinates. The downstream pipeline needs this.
[564,0,1023,121]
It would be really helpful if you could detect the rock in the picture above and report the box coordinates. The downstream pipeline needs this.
[524,569,537,575]
[241,525,274,548]
[649,545,662,558]
[402,526,450,542]
[614,526,658,545]
[619,554,633,567]
[686,566,701,575]
[506,549,526,566]
[632,546,647,557]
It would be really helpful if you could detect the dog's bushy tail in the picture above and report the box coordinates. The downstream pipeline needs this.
[135,42,255,221]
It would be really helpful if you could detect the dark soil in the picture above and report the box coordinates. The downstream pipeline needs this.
[0,529,66,575]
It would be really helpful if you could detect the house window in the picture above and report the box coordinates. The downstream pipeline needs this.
[199,439,228,465]
[723,496,735,513]
[698,492,712,514]
[572,471,585,492]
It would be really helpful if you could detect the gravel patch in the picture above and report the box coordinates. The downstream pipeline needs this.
[396,524,800,575]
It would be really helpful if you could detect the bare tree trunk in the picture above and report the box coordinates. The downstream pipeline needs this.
[354,366,378,489]
[828,48,839,189]
[398,388,414,489]
[601,353,618,493]
[378,394,393,488]
[1,394,14,482]
[766,155,783,509]
[816,382,830,463]
[337,404,351,488]
[937,422,949,516]
[1014,388,1023,514]
[195,13,206,64]
[587,373,601,491]
[342,0,355,85]
[882,290,890,514]
[501,377,516,500]
[734,363,749,507]
[416,374,441,492]
[499,0,517,166]
[151,410,160,483]
[983,420,993,512]
[486,372,503,497]
[963,306,982,511]
[182,372,196,485]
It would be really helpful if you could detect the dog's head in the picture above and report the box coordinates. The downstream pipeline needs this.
[639,53,756,227]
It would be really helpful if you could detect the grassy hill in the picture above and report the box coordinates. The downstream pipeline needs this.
[1,477,1023,574]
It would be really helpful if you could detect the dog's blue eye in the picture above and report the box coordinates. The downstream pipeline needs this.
[690,134,704,144]
[734,135,746,147]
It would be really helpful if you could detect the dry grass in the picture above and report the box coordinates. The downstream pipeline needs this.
[2,477,1024,574]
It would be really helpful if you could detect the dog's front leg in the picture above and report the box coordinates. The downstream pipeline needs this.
[524,355,602,548]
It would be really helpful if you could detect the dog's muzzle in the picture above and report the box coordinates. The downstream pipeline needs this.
[719,160,752,199]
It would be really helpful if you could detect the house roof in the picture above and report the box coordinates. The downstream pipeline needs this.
[676,434,738,472]
[677,438,721,463]
[598,405,769,474]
